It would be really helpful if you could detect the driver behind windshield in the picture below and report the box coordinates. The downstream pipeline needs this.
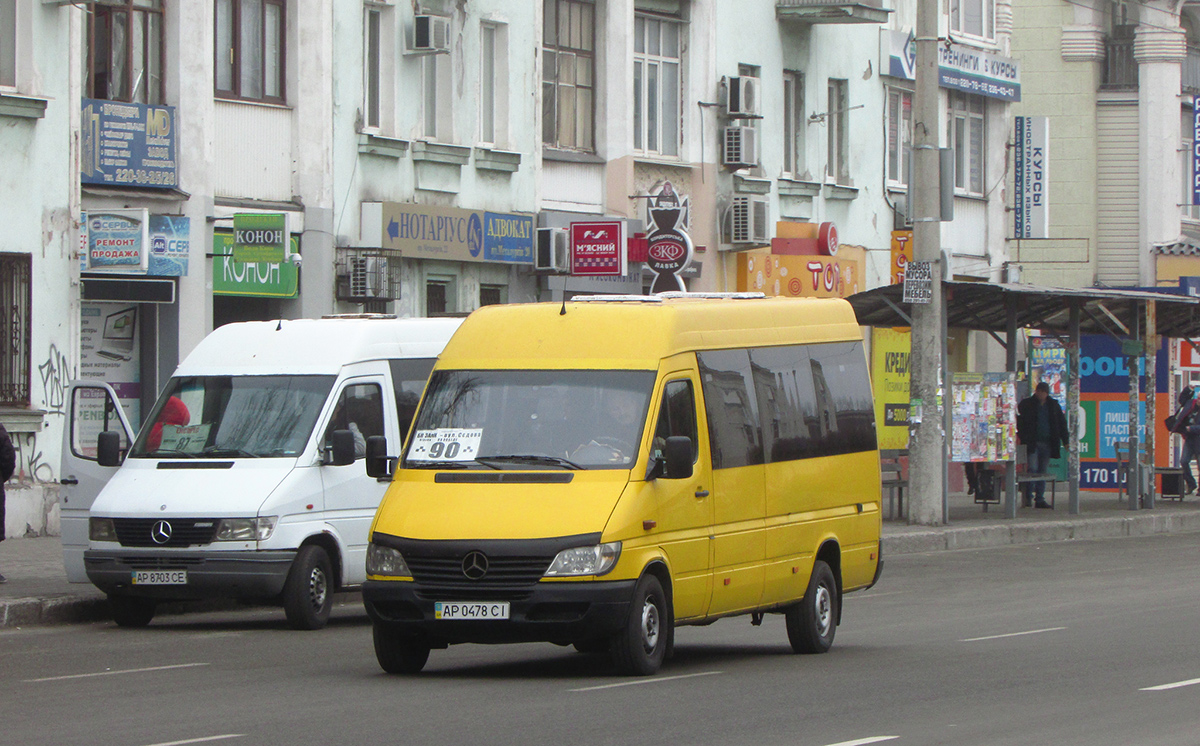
[569,387,646,465]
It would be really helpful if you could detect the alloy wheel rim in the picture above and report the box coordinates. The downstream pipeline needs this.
[814,584,832,637]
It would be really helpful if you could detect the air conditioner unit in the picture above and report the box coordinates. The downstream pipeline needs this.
[350,256,389,298]
[723,125,758,169]
[730,196,769,244]
[536,227,570,273]
[408,15,451,54]
[726,76,761,118]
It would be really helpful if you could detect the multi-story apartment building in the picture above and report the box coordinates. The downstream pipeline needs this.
[1,0,1023,537]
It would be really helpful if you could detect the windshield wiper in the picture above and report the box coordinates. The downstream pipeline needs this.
[200,446,260,459]
[475,455,585,470]
[145,449,200,459]
[403,459,500,470]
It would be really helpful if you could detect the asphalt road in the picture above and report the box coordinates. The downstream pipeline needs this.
[4,533,1200,746]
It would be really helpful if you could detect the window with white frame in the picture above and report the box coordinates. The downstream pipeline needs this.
[826,78,849,184]
[363,3,396,133]
[215,0,286,103]
[365,6,382,129]
[885,86,912,188]
[633,14,681,158]
[1,0,15,88]
[1182,106,1200,221]
[480,22,509,146]
[951,0,995,41]
[542,0,595,151]
[948,91,985,196]
[421,54,448,139]
[783,70,805,178]
[86,0,166,104]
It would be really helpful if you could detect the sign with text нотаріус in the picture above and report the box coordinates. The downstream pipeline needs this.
[902,260,932,304]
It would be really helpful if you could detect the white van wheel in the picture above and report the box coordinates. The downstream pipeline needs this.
[610,574,669,676]
[785,560,838,654]
[373,624,431,674]
[109,595,155,628]
[283,545,333,630]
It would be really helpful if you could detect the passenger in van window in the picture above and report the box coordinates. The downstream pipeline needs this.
[327,399,367,459]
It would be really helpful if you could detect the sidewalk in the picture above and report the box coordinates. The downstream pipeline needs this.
[3,489,1199,628]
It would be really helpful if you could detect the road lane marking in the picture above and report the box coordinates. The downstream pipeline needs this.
[1141,677,1200,691]
[823,737,900,746]
[959,626,1066,643]
[24,662,209,683]
[570,670,721,692]
[143,736,245,746]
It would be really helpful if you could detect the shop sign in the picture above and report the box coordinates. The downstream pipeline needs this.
[81,98,177,188]
[1178,339,1200,370]
[736,247,864,299]
[645,182,693,294]
[1192,98,1200,209]
[938,43,1020,102]
[570,220,626,276]
[372,203,534,264]
[80,302,142,426]
[880,29,917,80]
[213,232,299,298]
[1014,116,1049,239]
[233,213,288,264]
[86,210,149,273]
[148,215,190,276]
[890,230,912,285]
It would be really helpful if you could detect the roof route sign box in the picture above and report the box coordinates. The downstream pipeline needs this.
[903,260,932,304]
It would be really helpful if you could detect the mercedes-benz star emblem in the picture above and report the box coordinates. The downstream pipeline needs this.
[151,520,173,545]
[461,551,489,580]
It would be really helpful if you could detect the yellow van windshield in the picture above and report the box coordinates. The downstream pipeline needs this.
[405,369,656,470]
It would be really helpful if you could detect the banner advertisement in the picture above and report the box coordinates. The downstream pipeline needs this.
[213,232,299,297]
[148,214,190,276]
[1193,97,1200,209]
[872,327,911,450]
[938,43,1021,101]
[85,210,150,273]
[373,203,534,264]
[80,302,142,426]
[570,220,626,276]
[1014,116,1049,239]
[1028,336,1067,408]
[81,98,178,188]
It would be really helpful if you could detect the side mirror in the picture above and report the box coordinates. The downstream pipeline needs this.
[328,429,356,466]
[97,430,123,467]
[365,435,390,479]
[663,436,694,480]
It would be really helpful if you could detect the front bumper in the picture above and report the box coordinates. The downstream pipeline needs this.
[84,548,297,600]
[362,578,637,646]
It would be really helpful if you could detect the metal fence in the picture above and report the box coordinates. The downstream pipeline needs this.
[0,253,31,406]
[1102,38,1137,90]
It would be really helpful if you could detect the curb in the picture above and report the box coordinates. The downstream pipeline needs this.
[882,511,1200,556]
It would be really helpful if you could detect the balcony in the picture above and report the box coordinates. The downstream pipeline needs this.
[776,0,890,25]
[1101,37,1137,90]
[1185,45,1200,94]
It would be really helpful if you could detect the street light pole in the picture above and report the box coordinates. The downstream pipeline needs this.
[908,0,945,525]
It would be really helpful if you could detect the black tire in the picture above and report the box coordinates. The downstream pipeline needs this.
[373,624,431,674]
[573,638,610,655]
[785,559,838,654]
[282,545,333,630]
[109,595,155,628]
[610,574,670,676]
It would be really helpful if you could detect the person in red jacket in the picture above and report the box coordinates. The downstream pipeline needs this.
[147,396,191,451]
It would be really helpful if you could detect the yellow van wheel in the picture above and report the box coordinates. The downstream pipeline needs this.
[610,574,669,676]
[373,624,431,674]
[785,560,838,654]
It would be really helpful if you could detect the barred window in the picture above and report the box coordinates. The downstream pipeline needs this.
[0,253,31,406]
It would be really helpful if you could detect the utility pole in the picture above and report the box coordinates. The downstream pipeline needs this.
[908,0,945,525]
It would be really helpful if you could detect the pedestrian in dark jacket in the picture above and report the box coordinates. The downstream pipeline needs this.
[1173,387,1200,495]
[0,423,15,583]
[1016,381,1069,509]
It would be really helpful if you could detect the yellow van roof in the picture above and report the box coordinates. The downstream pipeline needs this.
[439,295,864,370]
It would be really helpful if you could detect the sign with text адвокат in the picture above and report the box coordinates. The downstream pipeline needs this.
[233,213,288,264]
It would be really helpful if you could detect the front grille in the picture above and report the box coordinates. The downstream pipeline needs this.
[406,555,552,587]
[414,588,533,602]
[120,556,206,569]
[112,518,219,548]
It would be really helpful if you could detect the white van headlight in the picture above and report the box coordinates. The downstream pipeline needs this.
[216,517,277,542]
[544,542,621,577]
[89,517,117,542]
[367,543,411,577]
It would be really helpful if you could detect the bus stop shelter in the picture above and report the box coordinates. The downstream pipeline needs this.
[846,281,1200,520]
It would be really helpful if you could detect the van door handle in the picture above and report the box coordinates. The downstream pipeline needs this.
[60,477,78,485]
[695,488,709,499]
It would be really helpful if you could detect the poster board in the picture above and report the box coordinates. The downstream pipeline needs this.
[951,372,1017,462]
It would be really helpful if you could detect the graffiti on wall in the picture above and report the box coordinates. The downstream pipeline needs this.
[12,431,55,484]
[38,343,71,417]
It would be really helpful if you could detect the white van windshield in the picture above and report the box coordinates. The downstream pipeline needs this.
[405,370,656,470]
[130,375,337,458]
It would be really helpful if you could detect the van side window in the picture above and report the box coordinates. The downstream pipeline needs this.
[388,358,436,444]
[324,383,385,460]
[651,379,698,462]
[696,349,764,469]
[749,345,819,461]
[807,341,877,456]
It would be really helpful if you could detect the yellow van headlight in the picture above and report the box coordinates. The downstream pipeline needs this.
[367,543,411,577]
[544,542,621,577]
